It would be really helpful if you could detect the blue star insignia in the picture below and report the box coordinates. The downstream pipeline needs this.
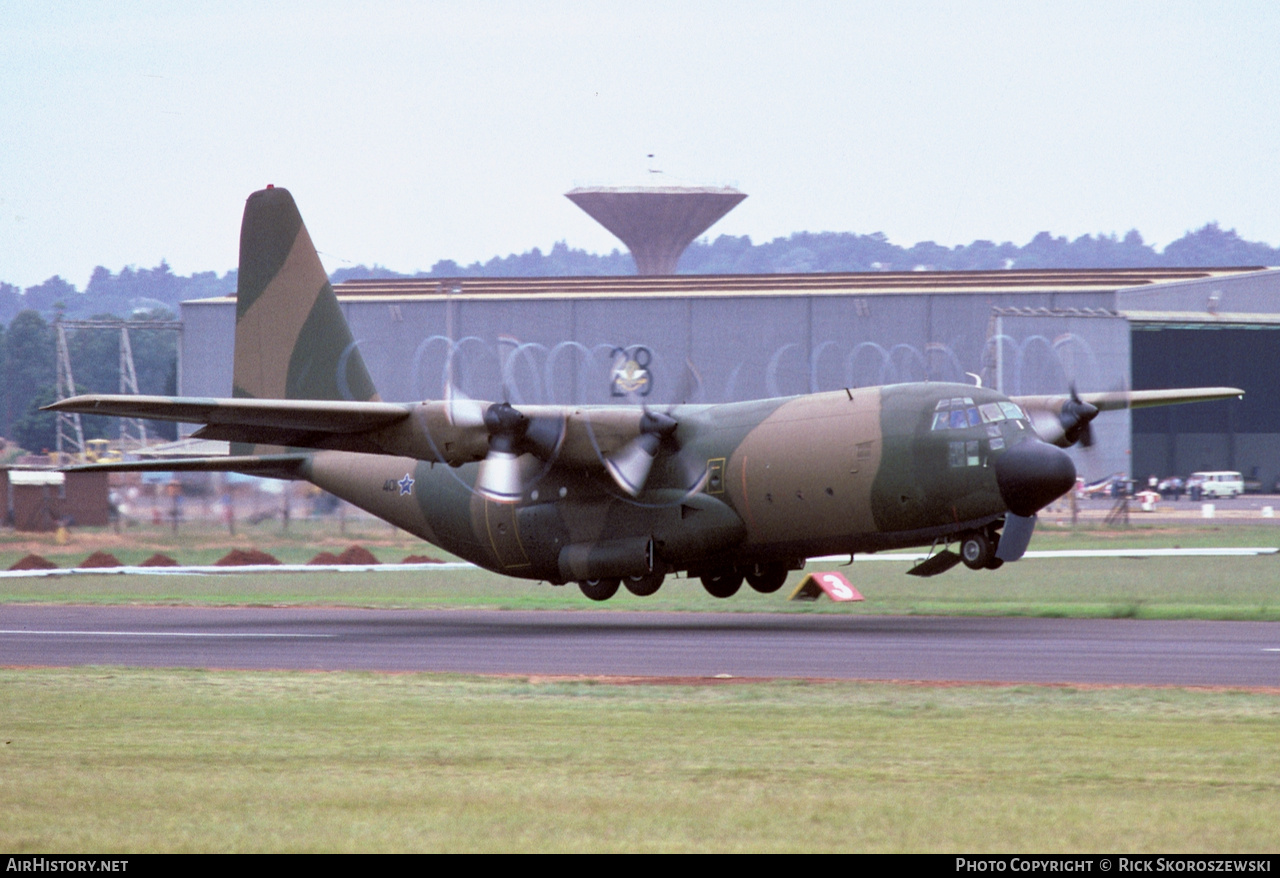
[397,473,415,495]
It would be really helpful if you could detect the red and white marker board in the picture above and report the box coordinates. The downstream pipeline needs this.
[789,570,864,602]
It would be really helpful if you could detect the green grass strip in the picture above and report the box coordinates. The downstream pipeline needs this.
[1,522,1277,619]
[1,669,1277,852]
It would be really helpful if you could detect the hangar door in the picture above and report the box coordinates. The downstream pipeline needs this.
[1131,325,1280,488]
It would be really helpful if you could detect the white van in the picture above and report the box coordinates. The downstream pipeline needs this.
[1189,471,1244,499]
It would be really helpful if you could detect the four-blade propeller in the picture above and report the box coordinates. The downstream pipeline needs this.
[441,356,702,502]
[601,359,704,497]
[473,402,566,502]
[448,392,692,502]
[1023,383,1100,449]
[995,384,1101,561]
[603,409,679,497]
[1059,385,1099,448]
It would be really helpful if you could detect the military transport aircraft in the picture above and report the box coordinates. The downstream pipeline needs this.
[47,187,1243,600]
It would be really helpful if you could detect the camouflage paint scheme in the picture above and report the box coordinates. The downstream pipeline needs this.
[49,188,1243,599]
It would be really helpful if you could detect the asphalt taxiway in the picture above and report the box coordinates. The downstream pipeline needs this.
[2,606,1278,687]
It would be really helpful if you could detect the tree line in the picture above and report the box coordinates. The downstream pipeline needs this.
[3,222,1276,324]
[0,310,178,455]
[1,220,1277,452]
[338,221,1280,280]
[0,261,235,327]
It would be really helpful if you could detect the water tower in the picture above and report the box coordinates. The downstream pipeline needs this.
[565,181,747,275]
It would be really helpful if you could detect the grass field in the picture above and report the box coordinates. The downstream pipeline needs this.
[2,519,1277,619]
[2,670,1278,853]
[2,555,1279,620]
[2,518,1277,852]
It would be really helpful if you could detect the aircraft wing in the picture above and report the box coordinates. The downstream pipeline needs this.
[43,393,656,471]
[1077,387,1243,411]
[1011,386,1242,413]
[1010,386,1243,447]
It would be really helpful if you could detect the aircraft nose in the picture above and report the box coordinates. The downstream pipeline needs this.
[994,438,1077,517]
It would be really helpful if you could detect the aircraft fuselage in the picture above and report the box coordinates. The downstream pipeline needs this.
[299,381,1043,583]
[47,187,1238,600]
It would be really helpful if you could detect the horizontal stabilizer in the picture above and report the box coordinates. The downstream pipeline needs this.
[45,394,411,431]
[44,394,420,458]
[62,454,309,478]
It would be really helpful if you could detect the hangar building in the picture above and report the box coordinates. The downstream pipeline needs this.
[179,265,1280,486]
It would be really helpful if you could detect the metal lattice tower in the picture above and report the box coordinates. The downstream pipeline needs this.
[54,321,85,464]
[54,318,183,459]
[116,325,146,447]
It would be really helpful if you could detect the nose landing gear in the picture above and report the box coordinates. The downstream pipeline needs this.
[960,529,1004,570]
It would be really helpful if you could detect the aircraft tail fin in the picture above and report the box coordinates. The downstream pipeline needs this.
[232,186,379,404]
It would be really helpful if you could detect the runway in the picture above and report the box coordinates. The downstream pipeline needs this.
[3,605,1279,687]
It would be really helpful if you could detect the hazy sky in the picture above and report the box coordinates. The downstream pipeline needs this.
[3,1,1280,288]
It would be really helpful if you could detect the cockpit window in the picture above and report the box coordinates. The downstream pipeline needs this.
[979,402,1004,423]
[932,400,987,430]
[998,401,1026,421]
[933,397,1025,432]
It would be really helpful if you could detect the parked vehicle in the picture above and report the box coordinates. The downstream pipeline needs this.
[1188,471,1244,499]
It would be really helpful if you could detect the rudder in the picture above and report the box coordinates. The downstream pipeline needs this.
[232,186,379,403]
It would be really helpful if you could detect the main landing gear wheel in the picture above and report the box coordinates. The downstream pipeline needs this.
[579,577,620,601]
[624,570,665,597]
[960,532,995,570]
[745,562,788,593]
[700,570,743,598]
